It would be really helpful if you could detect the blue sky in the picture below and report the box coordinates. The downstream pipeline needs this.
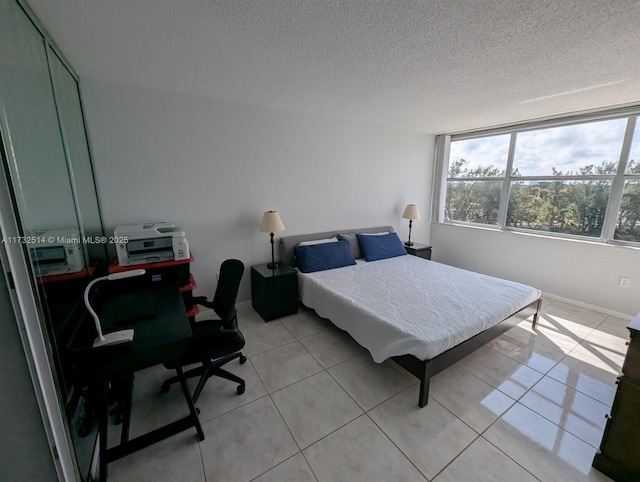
[450,117,636,177]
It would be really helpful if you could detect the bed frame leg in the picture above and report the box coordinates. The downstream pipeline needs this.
[418,379,429,407]
[532,298,542,330]
[418,362,432,408]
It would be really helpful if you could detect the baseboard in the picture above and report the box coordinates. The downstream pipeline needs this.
[542,291,633,321]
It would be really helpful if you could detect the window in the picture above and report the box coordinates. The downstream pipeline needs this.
[437,110,640,244]
[446,134,509,225]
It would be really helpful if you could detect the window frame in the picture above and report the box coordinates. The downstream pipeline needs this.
[434,106,640,246]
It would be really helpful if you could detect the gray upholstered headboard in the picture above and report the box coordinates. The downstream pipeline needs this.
[278,226,394,266]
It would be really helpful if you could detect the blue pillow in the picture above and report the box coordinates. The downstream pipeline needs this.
[356,232,407,261]
[294,239,356,273]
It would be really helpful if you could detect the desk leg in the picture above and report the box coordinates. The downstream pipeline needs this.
[120,374,134,445]
[175,364,205,442]
[99,379,109,482]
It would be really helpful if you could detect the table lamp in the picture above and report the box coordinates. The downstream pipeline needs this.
[84,269,146,348]
[401,204,421,246]
[259,210,285,269]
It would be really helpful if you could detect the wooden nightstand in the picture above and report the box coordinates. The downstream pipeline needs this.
[251,263,299,322]
[404,242,432,260]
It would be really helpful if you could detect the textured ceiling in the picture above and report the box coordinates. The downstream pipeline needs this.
[26,0,640,133]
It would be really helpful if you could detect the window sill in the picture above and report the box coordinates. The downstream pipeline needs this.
[437,221,640,251]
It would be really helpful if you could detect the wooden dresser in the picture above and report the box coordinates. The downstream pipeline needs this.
[592,313,640,482]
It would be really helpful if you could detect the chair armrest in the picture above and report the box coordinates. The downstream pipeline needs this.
[192,296,215,310]
[192,318,239,337]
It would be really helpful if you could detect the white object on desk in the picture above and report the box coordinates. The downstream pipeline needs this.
[84,269,145,347]
[114,222,190,266]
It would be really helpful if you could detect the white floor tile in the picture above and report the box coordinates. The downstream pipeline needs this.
[596,316,631,338]
[299,327,366,368]
[369,387,477,480]
[485,403,611,482]
[486,328,566,374]
[123,382,196,442]
[541,301,608,329]
[457,345,544,399]
[580,329,629,360]
[327,354,412,411]
[429,364,515,433]
[251,341,323,393]
[303,415,426,481]
[280,306,334,340]
[186,358,267,423]
[242,320,296,356]
[108,431,204,482]
[547,348,620,406]
[271,372,362,448]
[520,376,609,448]
[199,396,298,481]
[252,453,316,482]
[433,437,538,482]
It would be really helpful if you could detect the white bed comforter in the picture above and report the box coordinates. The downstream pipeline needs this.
[299,255,540,362]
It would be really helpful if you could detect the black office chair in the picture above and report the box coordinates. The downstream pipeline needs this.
[161,259,247,403]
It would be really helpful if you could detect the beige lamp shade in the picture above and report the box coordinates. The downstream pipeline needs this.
[401,204,421,220]
[259,210,285,233]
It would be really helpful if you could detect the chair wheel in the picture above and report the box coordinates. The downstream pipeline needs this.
[237,385,245,395]
[239,355,247,364]
[160,383,170,394]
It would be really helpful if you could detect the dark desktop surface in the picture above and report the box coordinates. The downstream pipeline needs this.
[71,281,191,374]
[102,289,157,327]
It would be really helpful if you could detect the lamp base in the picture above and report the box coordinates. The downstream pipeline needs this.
[93,329,134,348]
[404,241,414,247]
[266,262,279,270]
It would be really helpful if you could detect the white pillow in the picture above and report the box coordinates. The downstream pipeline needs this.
[358,231,389,236]
[297,237,339,246]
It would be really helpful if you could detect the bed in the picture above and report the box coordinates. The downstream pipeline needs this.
[279,226,542,408]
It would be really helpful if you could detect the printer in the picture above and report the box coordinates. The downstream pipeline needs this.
[114,222,190,266]
[29,228,85,276]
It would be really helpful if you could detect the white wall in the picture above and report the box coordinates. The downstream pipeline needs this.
[79,78,639,316]
[81,79,433,301]
[431,223,640,317]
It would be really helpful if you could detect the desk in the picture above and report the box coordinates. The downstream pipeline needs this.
[74,282,204,481]
[108,254,199,320]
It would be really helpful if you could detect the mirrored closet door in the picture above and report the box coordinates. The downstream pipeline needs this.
[0,0,107,479]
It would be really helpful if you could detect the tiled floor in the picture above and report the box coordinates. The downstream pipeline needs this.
[101,297,628,481]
